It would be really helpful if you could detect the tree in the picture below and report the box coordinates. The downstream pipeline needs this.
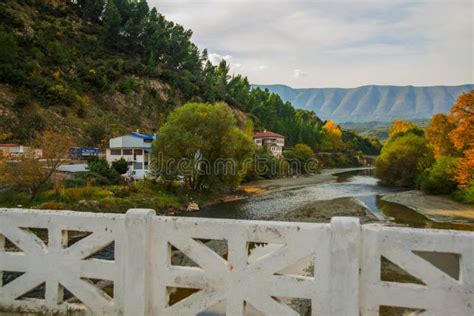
[77,0,106,23]
[112,158,129,175]
[375,133,433,187]
[418,156,458,195]
[151,102,255,193]
[388,119,416,138]
[86,158,121,185]
[102,0,122,46]
[425,113,456,159]
[0,131,74,201]
[320,120,344,152]
[449,90,474,186]
[284,144,319,174]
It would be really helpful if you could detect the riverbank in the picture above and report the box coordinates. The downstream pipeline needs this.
[381,190,474,223]
[207,167,374,206]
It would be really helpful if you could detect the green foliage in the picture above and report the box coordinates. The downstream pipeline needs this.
[152,102,255,193]
[284,144,320,174]
[0,31,19,63]
[342,131,382,155]
[452,183,474,204]
[418,156,458,195]
[0,0,374,154]
[46,41,69,65]
[375,133,433,187]
[111,158,129,175]
[86,158,121,185]
[243,147,283,181]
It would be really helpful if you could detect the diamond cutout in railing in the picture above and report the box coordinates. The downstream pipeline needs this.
[83,241,115,261]
[16,282,45,300]
[412,251,460,281]
[167,287,200,306]
[2,236,23,253]
[380,256,426,285]
[19,227,48,248]
[273,296,312,316]
[1,271,25,286]
[64,230,93,247]
[380,305,426,315]
[247,242,285,264]
[274,253,315,278]
[81,278,114,301]
[170,242,201,268]
[60,282,85,305]
[194,238,228,261]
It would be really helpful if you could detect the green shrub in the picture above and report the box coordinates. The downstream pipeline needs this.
[0,189,29,207]
[418,156,458,195]
[376,134,433,187]
[113,185,138,198]
[112,158,129,175]
[87,158,121,185]
[452,183,474,204]
[64,178,87,188]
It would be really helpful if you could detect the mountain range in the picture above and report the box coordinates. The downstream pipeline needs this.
[254,84,474,123]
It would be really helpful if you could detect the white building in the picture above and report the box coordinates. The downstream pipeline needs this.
[106,132,157,180]
[253,130,285,156]
[0,144,42,158]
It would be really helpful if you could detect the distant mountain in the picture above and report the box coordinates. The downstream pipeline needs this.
[253,84,474,123]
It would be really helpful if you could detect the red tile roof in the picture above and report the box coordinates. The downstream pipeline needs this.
[0,144,19,147]
[253,130,285,138]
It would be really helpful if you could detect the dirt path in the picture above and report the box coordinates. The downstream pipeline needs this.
[381,190,474,223]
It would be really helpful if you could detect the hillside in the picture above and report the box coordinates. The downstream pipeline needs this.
[0,0,325,149]
[254,84,474,123]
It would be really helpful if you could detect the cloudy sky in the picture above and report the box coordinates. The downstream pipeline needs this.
[149,0,473,88]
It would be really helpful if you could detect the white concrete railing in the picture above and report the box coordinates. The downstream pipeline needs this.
[0,208,473,315]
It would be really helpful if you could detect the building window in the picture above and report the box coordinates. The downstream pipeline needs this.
[144,139,153,143]
[134,149,143,156]
[123,149,133,155]
[111,149,121,155]
[134,162,143,170]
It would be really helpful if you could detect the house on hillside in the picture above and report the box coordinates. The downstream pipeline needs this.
[105,132,157,180]
[253,130,285,156]
[0,144,42,158]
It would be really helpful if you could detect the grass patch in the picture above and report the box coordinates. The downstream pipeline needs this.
[6,181,186,214]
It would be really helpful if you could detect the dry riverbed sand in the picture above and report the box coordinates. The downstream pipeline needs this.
[381,190,474,223]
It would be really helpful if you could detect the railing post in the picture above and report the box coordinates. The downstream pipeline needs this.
[123,208,156,316]
[330,217,360,315]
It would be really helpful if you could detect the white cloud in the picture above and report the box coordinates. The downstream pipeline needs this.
[150,0,473,88]
[293,69,309,79]
[208,53,232,65]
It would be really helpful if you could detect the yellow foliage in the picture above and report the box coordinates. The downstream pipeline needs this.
[52,70,61,80]
[388,119,415,138]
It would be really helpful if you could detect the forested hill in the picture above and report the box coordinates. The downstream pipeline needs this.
[0,0,326,149]
[255,84,474,123]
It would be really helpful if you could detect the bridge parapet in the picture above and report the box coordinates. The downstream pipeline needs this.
[0,208,472,315]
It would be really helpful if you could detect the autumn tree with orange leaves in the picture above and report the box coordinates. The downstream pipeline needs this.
[0,131,74,201]
[449,90,474,187]
[425,113,457,159]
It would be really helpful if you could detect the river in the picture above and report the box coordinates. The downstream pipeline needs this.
[186,169,473,231]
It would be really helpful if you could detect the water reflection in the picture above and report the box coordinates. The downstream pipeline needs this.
[185,169,474,231]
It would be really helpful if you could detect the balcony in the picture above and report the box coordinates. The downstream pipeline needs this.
[0,208,472,315]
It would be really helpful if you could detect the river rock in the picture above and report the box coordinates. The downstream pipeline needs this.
[186,202,199,212]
